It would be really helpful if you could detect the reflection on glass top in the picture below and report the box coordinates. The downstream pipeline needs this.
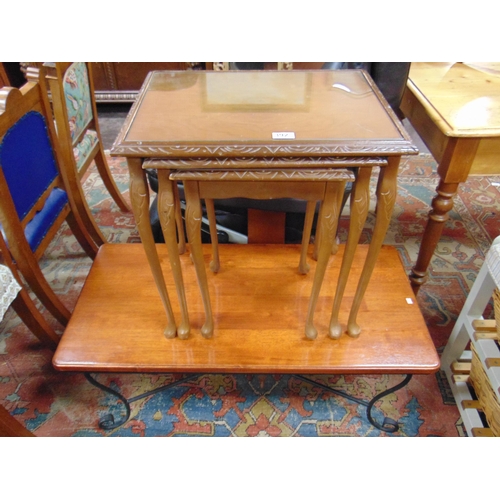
[125,70,403,144]
[204,72,309,110]
[408,62,500,134]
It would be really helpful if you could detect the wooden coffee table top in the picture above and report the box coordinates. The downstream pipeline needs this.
[407,62,500,137]
[111,70,417,158]
[53,244,439,375]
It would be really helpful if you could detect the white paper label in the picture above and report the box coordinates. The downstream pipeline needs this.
[272,132,295,140]
[406,298,414,305]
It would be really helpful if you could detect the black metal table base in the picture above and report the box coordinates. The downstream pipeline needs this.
[84,372,413,433]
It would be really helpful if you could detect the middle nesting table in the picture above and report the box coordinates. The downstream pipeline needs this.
[139,156,388,341]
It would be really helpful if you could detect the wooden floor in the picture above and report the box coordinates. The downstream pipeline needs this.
[53,243,440,375]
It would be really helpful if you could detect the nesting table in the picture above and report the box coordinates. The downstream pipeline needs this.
[110,69,418,340]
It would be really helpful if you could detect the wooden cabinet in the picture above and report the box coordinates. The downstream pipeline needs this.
[0,64,9,87]
[8,63,327,102]
[90,62,204,102]
[90,63,326,102]
[1,62,26,88]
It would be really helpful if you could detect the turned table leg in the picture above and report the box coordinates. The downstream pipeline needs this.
[409,179,459,290]
[127,158,177,338]
[409,136,479,292]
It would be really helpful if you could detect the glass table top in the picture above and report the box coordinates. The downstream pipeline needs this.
[112,70,416,156]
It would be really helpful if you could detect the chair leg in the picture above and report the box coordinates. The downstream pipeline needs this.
[65,211,99,260]
[10,291,59,347]
[63,159,107,250]
[1,233,66,335]
[11,254,71,327]
[93,146,131,212]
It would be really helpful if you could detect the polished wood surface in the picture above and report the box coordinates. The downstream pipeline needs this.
[247,209,286,244]
[403,62,500,138]
[53,244,439,374]
[401,62,500,289]
[402,62,500,176]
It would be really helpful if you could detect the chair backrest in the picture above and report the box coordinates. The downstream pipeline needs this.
[46,62,98,172]
[0,73,74,259]
[43,62,130,217]
[61,62,94,147]
[0,66,98,326]
[0,109,69,256]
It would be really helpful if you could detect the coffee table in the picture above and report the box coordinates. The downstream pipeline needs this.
[111,69,418,340]
[400,62,500,290]
[52,243,440,432]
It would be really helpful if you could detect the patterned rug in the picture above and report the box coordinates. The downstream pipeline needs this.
[1,154,499,437]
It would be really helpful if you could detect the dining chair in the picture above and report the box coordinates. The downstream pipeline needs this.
[41,62,131,247]
[0,66,99,328]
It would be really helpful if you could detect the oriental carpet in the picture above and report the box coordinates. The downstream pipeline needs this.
[1,153,499,436]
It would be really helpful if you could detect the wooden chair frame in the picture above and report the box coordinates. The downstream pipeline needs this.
[0,233,59,347]
[0,67,99,327]
[42,62,130,247]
